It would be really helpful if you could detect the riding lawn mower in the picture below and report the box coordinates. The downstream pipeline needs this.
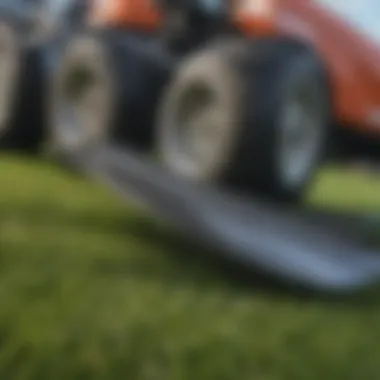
[1,0,380,292]
[49,0,380,203]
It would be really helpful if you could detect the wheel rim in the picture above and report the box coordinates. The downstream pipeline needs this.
[165,83,229,180]
[56,66,107,149]
[278,85,325,190]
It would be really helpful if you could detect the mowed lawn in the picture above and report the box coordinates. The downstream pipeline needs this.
[0,154,380,380]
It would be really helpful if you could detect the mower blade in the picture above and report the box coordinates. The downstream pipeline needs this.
[67,145,380,293]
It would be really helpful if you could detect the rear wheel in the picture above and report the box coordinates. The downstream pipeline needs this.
[156,39,331,203]
[0,17,44,152]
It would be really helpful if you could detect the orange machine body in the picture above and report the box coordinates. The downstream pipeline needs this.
[233,0,380,136]
[89,0,380,136]
[88,0,161,30]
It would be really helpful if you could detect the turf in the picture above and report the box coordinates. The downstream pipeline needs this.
[0,154,380,380]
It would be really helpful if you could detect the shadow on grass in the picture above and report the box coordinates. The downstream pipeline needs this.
[1,155,380,307]
[26,199,378,306]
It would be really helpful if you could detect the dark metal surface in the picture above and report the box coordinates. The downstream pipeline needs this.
[63,144,380,293]
[0,0,38,20]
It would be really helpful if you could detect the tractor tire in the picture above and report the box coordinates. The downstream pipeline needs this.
[50,30,171,156]
[0,17,44,153]
[156,38,331,203]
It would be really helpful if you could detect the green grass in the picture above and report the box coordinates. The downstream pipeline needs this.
[0,155,380,380]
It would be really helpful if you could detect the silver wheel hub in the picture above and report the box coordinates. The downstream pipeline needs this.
[278,95,323,190]
[58,74,106,150]
[168,92,229,180]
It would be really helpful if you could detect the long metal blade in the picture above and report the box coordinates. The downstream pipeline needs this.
[63,144,380,293]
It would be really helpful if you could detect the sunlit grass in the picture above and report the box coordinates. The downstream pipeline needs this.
[0,155,379,380]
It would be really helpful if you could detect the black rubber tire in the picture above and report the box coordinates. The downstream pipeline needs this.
[0,16,45,153]
[156,0,231,52]
[49,29,171,156]
[156,38,331,203]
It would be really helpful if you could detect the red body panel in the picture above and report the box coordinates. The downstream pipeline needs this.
[234,0,380,135]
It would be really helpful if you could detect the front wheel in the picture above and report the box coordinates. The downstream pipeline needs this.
[156,39,331,203]
[50,30,170,157]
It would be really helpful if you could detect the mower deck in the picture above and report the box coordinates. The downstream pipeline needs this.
[63,144,380,294]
